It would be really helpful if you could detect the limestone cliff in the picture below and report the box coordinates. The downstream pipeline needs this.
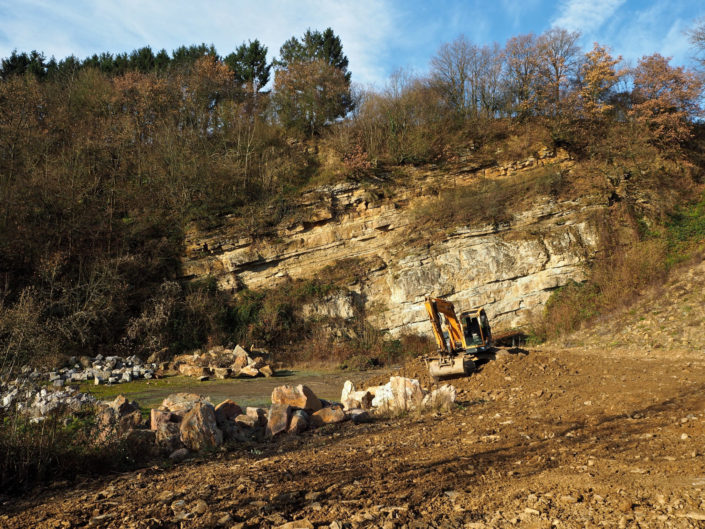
[181,150,606,335]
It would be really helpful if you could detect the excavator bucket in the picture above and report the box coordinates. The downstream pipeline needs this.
[428,355,475,380]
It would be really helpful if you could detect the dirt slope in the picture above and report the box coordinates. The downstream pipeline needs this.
[3,342,705,528]
[557,253,705,352]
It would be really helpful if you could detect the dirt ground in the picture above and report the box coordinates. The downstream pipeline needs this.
[3,343,705,529]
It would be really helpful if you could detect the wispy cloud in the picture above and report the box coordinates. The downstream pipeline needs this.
[552,0,627,33]
[0,0,398,86]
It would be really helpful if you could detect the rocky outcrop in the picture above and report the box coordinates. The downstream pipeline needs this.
[181,152,602,335]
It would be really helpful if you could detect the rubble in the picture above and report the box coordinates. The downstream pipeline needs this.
[166,345,275,380]
[0,380,96,420]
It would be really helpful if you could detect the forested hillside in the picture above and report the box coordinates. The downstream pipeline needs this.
[1,24,705,370]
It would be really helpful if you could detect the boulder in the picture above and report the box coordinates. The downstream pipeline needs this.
[348,409,373,424]
[238,365,260,377]
[221,421,257,443]
[341,380,355,403]
[214,400,242,425]
[161,393,205,415]
[212,367,232,380]
[266,404,292,437]
[232,345,251,370]
[341,382,373,410]
[310,406,346,428]
[372,376,425,412]
[109,395,138,416]
[150,408,174,431]
[156,421,182,452]
[95,396,144,443]
[234,414,257,428]
[271,385,322,412]
[124,429,157,459]
[246,407,268,426]
[232,355,250,371]
[288,410,309,433]
[259,365,273,377]
[179,401,223,451]
[179,364,209,378]
[422,384,457,412]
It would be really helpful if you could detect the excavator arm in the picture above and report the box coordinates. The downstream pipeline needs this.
[424,297,466,354]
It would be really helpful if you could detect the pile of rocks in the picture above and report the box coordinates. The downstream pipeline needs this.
[32,373,458,464]
[1,381,96,420]
[166,345,274,380]
[36,354,157,387]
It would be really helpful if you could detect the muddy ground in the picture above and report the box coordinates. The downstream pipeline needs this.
[3,344,705,529]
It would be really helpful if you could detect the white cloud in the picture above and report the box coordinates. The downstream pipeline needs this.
[0,0,399,86]
[551,0,627,34]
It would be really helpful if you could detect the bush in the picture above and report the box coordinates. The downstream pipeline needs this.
[0,406,130,494]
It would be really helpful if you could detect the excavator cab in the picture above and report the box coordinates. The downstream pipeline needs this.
[424,298,493,380]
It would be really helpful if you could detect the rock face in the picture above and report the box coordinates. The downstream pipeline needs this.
[181,153,602,335]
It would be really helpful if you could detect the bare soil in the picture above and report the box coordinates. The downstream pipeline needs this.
[3,343,705,528]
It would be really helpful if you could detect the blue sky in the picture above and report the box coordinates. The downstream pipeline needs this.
[0,0,703,87]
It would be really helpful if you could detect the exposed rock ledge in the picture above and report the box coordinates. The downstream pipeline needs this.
[181,156,605,335]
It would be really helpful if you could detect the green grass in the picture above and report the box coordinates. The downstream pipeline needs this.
[665,191,705,267]
[78,370,355,410]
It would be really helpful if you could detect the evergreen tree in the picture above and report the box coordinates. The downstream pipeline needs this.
[224,39,271,91]
[129,46,156,73]
[278,27,350,82]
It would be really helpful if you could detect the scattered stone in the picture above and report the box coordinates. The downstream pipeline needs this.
[271,384,322,412]
[192,499,208,515]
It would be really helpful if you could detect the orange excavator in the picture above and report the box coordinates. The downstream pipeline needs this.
[424,297,493,381]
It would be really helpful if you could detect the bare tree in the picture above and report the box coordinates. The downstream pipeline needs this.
[537,28,581,116]
[431,35,477,118]
[504,33,541,118]
[688,17,705,68]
